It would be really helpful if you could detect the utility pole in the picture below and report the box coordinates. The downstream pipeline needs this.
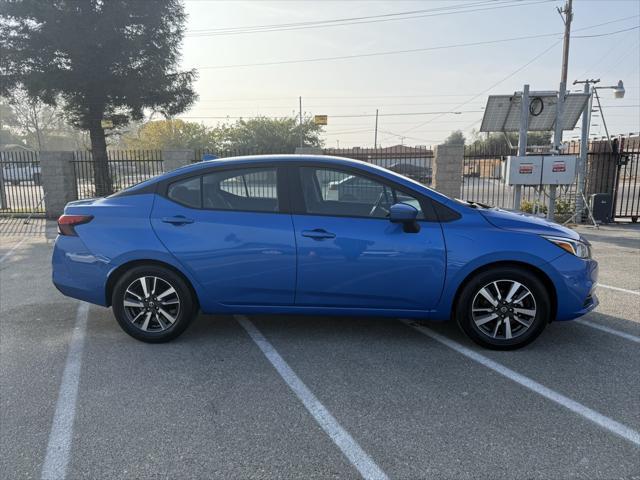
[549,0,573,220]
[514,84,530,210]
[299,96,303,148]
[374,109,379,148]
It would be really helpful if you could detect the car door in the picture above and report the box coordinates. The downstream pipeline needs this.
[151,165,296,306]
[290,165,446,310]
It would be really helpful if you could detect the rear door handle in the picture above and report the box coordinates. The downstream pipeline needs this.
[301,229,336,240]
[161,216,194,225]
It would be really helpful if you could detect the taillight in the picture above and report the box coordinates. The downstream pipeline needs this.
[57,214,93,236]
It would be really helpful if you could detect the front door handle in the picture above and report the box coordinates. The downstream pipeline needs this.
[161,215,194,225]
[301,229,336,240]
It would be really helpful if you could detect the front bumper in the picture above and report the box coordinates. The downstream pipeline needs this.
[547,253,599,321]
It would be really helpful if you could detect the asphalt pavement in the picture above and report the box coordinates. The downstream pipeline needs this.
[1,217,639,479]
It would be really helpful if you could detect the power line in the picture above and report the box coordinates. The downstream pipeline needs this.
[178,109,485,120]
[401,39,563,135]
[193,21,639,70]
[186,0,511,34]
[187,0,502,33]
[192,84,639,102]
[185,1,552,37]
[572,25,639,38]
[192,101,488,109]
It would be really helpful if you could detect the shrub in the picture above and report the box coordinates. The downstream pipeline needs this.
[520,200,547,214]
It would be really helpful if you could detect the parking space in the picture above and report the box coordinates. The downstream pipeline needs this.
[1,221,639,479]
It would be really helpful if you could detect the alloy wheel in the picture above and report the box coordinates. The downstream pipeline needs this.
[471,279,537,340]
[123,276,181,332]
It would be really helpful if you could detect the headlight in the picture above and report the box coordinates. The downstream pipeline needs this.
[543,236,591,259]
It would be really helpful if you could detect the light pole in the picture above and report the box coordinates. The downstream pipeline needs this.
[572,78,625,222]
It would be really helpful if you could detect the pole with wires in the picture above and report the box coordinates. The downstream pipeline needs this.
[549,0,573,221]
[515,84,530,210]
[374,109,379,148]
[299,96,303,148]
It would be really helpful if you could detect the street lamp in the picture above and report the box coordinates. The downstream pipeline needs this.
[612,80,625,99]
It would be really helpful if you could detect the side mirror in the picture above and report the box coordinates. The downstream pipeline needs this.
[389,203,420,233]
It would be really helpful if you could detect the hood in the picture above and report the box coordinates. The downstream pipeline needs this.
[479,208,580,240]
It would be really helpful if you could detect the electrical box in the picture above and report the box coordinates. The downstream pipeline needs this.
[590,193,612,223]
[505,155,543,185]
[541,155,576,185]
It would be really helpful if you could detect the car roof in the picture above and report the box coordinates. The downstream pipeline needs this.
[166,154,374,176]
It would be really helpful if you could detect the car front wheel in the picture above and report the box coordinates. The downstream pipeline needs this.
[456,267,550,350]
[112,265,197,343]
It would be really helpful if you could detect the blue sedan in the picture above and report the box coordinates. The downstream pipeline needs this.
[52,155,598,349]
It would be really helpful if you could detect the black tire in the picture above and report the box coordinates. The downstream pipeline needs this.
[455,267,550,350]
[112,265,197,343]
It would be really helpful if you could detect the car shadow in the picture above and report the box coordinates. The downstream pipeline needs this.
[580,231,640,250]
[189,309,639,354]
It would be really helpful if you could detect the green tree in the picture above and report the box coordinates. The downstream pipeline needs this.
[443,130,466,145]
[216,116,324,153]
[124,119,218,150]
[0,0,196,195]
[468,130,553,151]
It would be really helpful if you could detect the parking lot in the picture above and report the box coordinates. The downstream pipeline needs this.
[1,217,639,479]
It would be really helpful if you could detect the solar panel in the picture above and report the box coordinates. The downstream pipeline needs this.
[479,92,589,132]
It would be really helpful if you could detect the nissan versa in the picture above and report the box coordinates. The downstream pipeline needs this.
[52,155,598,349]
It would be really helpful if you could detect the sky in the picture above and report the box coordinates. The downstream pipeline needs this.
[178,0,640,147]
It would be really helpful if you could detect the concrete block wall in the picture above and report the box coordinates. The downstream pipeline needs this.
[40,152,77,219]
[432,144,464,199]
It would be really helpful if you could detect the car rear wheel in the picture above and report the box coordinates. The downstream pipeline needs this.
[455,267,550,350]
[112,265,197,343]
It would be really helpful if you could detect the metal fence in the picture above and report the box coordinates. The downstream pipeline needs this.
[461,136,640,220]
[193,148,281,163]
[0,150,45,216]
[6,137,634,221]
[461,144,580,215]
[324,146,434,185]
[72,150,164,199]
[612,136,639,220]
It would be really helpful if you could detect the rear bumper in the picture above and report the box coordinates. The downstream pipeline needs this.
[52,235,110,306]
[548,253,599,321]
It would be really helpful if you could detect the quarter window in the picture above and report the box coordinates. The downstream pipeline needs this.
[300,167,424,219]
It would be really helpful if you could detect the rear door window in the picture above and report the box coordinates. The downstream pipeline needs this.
[202,168,279,212]
[167,176,201,208]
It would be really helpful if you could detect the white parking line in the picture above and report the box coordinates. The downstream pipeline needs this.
[235,315,388,480]
[599,284,640,296]
[41,302,90,480]
[0,237,27,264]
[402,320,640,447]
[575,319,640,344]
